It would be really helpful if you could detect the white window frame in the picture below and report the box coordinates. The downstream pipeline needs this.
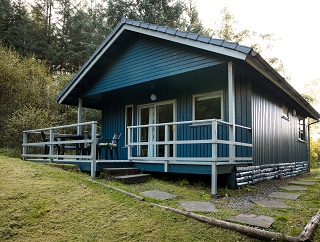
[125,104,134,146]
[192,91,224,122]
[298,116,306,142]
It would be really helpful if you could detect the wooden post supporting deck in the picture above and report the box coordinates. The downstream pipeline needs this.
[77,98,82,135]
[228,62,236,160]
[211,120,217,195]
[90,122,97,177]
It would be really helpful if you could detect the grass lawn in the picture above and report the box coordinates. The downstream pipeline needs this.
[0,156,259,242]
[1,155,320,241]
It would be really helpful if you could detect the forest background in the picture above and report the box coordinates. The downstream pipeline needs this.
[1,0,319,167]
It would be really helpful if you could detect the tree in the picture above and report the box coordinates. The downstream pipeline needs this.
[0,45,79,149]
[105,0,186,30]
[207,7,288,79]
[29,0,56,63]
[184,0,204,34]
[0,0,35,56]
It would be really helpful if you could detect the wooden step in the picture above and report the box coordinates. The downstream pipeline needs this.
[102,168,140,179]
[113,174,151,184]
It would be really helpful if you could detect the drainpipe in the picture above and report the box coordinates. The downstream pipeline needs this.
[308,119,320,171]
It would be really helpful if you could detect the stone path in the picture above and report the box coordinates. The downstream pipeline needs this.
[229,178,319,227]
[290,181,316,186]
[252,199,290,208]
[280,185,308,191]
[268,191,301,200]
[180,201,218,212]
[140,178,318,228]
[229,214,274,228]
[141,190,176,200]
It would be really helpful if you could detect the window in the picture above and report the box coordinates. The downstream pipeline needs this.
[282,105,289,120]
[298,117,305,141]
[125,105,133,146]
[193,91,223,120]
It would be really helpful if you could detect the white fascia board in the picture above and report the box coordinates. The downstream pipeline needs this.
[125,25,248,60]
[58,25,129,104]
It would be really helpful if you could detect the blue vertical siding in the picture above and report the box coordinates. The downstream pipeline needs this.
[85,35,224,97]
[251,78,308,165]
[100,64,232,160]
[234,73,252,158]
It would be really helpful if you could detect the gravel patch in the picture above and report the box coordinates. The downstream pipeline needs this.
[211,178,295,213]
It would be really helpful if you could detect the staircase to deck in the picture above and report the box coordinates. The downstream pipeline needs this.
[102,168,151,184]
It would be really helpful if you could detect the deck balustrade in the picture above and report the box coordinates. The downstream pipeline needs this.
[22,121,98,177]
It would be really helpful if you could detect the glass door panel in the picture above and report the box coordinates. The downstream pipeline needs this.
[139,107,153,157]
[156,103,174,157]
[138,101,175,158]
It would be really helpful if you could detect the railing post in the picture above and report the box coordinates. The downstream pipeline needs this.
[128,127,132,159]
[49,129,54,162]
[90,122,97,177]
[77,98,82,135]
[228,62,236,162]
[212,120,217,160]
[164,124,168,158]
[22,131,27,160]
[211,120,217,195]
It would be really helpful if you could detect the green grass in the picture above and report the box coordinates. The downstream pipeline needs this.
[0,156,259,242]
[102,168,320,238]
[2,156,320,241]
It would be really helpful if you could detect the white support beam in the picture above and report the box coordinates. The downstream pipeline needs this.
[211,162,217,195]
[90,122,97,177]
[228,62,236,159]
[49,129,54,162]
[77,98,82,135]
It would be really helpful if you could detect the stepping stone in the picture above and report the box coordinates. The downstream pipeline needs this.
[280,185,307,191]
[229,214,274,228]
[290,181,316,186]
[268,192,301,200]
[141,190,176,200]
[180,201,218,212]
[252,199,290,208]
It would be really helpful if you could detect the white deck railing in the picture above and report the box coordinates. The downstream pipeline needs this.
[127,119,253,167]
[22,121,98,177]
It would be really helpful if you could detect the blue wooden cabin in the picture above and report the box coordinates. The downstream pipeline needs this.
[56,18,320,193]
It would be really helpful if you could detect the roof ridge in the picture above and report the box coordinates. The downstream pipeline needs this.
[121,17,252,54]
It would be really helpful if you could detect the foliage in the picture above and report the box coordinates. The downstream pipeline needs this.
[310,138,320,168]
[206,7,289,79]
[105,0,186,30]
[0,45,78,149]
[0,0,203,73]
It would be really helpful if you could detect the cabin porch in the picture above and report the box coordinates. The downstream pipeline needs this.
[22,117,252,195]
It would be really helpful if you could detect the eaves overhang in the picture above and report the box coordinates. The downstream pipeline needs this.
[56,18,320,121]
[56,17,252,106]
[245,51,320,120]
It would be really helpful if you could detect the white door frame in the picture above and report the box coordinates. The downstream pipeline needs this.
[137,100,176,157]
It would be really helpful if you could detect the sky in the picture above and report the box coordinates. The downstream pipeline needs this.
[193,0,320,91]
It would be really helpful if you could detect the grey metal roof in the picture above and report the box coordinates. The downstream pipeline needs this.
[56,17,252,104]
[121,18,252,54]
[56,17,320,120]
